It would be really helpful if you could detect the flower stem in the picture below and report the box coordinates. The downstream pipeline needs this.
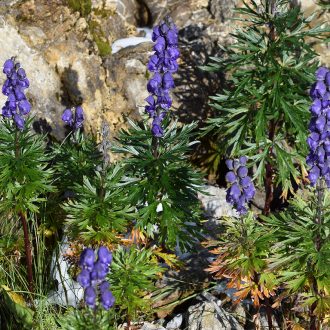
[310,179,324,330]
[15,130,34,294]
[19,211,34,294]
[263,119,276,215]
[152,136,159,158]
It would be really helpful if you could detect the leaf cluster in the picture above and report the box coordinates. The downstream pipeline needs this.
[0,118,53,214]
[205,212,276,306]
[262,188,330,319]
[109,245,164,323]
[58,307,115,330]
[62,164,135,244]
[52,130,102,194]
[113,119,204,251]
[206,186,330,322]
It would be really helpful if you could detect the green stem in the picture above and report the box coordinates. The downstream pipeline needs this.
[310,179,324,330]
[15,130,34,295]
[93,306,97,326]
[19,211,34,294]
[263,119,276,215]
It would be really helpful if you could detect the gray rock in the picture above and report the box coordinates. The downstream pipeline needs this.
[103,42,153,127]
[198,185,238,219]
[187,300,244,330]
[19,26,47,46]
[256,311,280,329]
[141,322,166,330]
[166,313,183,329]
[47,236,83,306]
[209,0,239,22]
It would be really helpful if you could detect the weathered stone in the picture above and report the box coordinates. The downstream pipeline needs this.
[141,322,166,330]
[209,0,239,22]
[198,185,238,220]
[187,301,244,330]
[166,314,183,329]
[44,39,107,132]
[255,311,280,329]
[19,26,47,46]
[103,42,153,125]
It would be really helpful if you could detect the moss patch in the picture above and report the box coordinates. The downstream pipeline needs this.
[88,20,112,57]
[66,0,92,17]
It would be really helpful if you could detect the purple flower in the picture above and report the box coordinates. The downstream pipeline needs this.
[147,55,160,72]
[326,72,330,87]
[166,29,178,46]
[225,171,236,183]
[74,106,84,129]
[98,246,112,265]
[154,37,166,53]
[225,159,234,170]
[145,16,179,137]
[147,73,162,94]
[3,59,14,75]
[77,246,115,311]
[157,92,172,109]
[152,26,161,42]
[2,105,11,117]
[162,72,175,89]
[160,22,170,35]
[308,165,320,186]
[61,106,84,129]
[239,156,247,165]
[315,81,327,97]
[99,281,110,292]
[225,157,255,214]
[152,121,164,137]
[237,166,248,178]
[1,58,31,129]
[229,183,241,199]
[84,286,96,308]
[90,261,108,281]
[100,289,115,310]
[307,66,330,187]
[311,99,322,115]
[18,100,31,115]
[77,269,91,288]
[14,114,24,131]
[316,67,329,81]
[79,248,95,270]
[62,109,73,125]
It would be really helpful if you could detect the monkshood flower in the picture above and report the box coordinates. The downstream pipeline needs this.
[145,16,180,137]
[77,246,115,310]
[2,57,31,130]
[225,156,255,214]
[307,67,330,187]
[61,106,84,129]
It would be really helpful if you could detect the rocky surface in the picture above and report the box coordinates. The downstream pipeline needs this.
[0,0,328,140]
[187,300,244,330]
[198,185,238,220]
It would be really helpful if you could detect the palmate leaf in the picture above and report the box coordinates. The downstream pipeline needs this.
[52,129,102,193]
[58,307,115,330]
[113,119,204,251]
[62,164,135,244]
[109,245,164,322]
[0,117,54,214]
[204,212,277,306]
[262,187,330,316]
